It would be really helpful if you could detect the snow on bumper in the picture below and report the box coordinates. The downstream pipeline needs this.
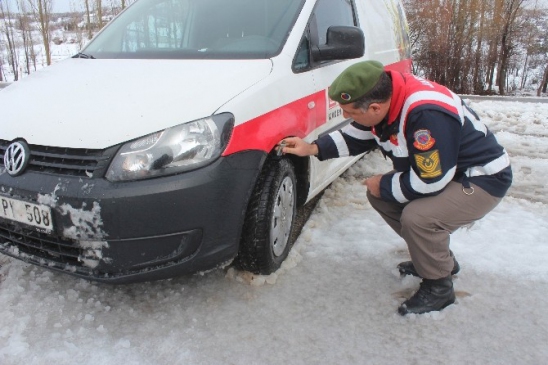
[0,151,263,283]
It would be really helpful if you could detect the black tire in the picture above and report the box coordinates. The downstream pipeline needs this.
[236,158,297,274]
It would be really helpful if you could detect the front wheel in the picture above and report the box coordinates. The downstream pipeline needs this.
[236,158,297,274]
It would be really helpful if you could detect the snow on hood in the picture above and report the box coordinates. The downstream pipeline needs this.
[0,58,272,149]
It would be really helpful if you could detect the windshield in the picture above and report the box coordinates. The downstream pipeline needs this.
[82,0,306,59]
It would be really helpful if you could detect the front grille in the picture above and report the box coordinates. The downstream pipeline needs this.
[0,140,116,178]
[0,221,83,266]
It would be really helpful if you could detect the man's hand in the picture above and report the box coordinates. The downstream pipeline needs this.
[278,137,318,157]
[363,174,382,198]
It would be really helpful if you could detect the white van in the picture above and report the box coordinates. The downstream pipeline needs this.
[0,0,411,283]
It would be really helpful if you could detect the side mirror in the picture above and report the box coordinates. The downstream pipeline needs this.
[312,26,365,62]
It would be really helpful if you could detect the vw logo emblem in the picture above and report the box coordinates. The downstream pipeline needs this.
[4,141,30,177]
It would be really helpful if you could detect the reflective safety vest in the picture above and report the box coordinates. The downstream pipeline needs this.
[315,71,512,203]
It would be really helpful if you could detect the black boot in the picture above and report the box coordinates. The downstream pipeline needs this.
[398,276,455,315]
[398,253,460,278]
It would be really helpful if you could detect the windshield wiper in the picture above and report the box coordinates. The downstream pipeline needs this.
[72,52,96,59]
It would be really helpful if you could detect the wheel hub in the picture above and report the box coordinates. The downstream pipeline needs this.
[270,176,295,257]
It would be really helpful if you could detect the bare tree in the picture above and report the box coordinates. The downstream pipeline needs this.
[403,0,543,95]
[403,0,450,82]
[496,0,527,95]
[67,5,86,49]
[27,0,53,66]
[446,0,482,93]
[0,0,20,81]
[17,1,38,75]
[519,3,543,89]
[472,0,487,93]
[538,27,548,96]
[84,0,93,39]
[0,40,4,82]
[96,0,103,29]
[107,0,130,14]
[404,0,482,93]
[539,65,548,95]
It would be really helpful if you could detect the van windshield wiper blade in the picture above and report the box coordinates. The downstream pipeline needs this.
[72,52,96,59]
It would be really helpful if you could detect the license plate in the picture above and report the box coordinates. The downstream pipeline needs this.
[0,195,53,231]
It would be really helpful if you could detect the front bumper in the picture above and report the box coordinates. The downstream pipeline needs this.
[0,151,264,283]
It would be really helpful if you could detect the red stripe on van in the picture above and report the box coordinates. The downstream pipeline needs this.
[223,90,327,156]
[222,59,412,156]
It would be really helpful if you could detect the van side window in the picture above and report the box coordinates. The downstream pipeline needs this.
[293,0,356,72]
[293,31,311,72]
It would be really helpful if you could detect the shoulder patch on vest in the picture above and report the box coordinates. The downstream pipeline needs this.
[413,129,436,151]
[414,150,442,178]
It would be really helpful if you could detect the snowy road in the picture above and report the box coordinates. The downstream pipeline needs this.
[1,99,548,365]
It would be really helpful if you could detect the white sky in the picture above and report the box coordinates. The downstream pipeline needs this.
[58,0,548,12]
[54,0,79,13]
[4,0,123,13]
[21,0,548,13]
[51,0,115,13]
[52,0,127,13]
[0,98,547,364]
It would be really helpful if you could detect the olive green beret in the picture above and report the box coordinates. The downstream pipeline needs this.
[328,60,385,104]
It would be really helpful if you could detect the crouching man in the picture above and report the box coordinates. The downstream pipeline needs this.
[281,61,512,315]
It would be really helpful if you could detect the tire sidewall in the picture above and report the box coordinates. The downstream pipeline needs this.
[236,157,297,274]
[265,159,297,269]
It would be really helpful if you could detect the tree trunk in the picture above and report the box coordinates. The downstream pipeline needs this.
[498,29,510,95]
[520,53,529,90]
[538,64,548,96]
[85,0,93,40]
[97,0,103,29]
[496,0,525,96]
[38,0,51,65]
[473,1,486,93]
[1,2,19,81]
[18,13,32,75]
[28,0,52,66]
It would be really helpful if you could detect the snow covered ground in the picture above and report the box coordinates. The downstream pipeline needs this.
[0,99,547,364]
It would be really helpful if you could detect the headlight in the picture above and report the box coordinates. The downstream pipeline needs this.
[106,113,234,182]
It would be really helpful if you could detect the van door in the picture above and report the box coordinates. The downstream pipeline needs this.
[293,0,366,199]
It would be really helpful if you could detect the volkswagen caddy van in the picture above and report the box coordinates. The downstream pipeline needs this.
[0,0,411,283]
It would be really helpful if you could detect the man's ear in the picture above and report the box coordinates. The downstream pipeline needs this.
[369,103,382,113]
